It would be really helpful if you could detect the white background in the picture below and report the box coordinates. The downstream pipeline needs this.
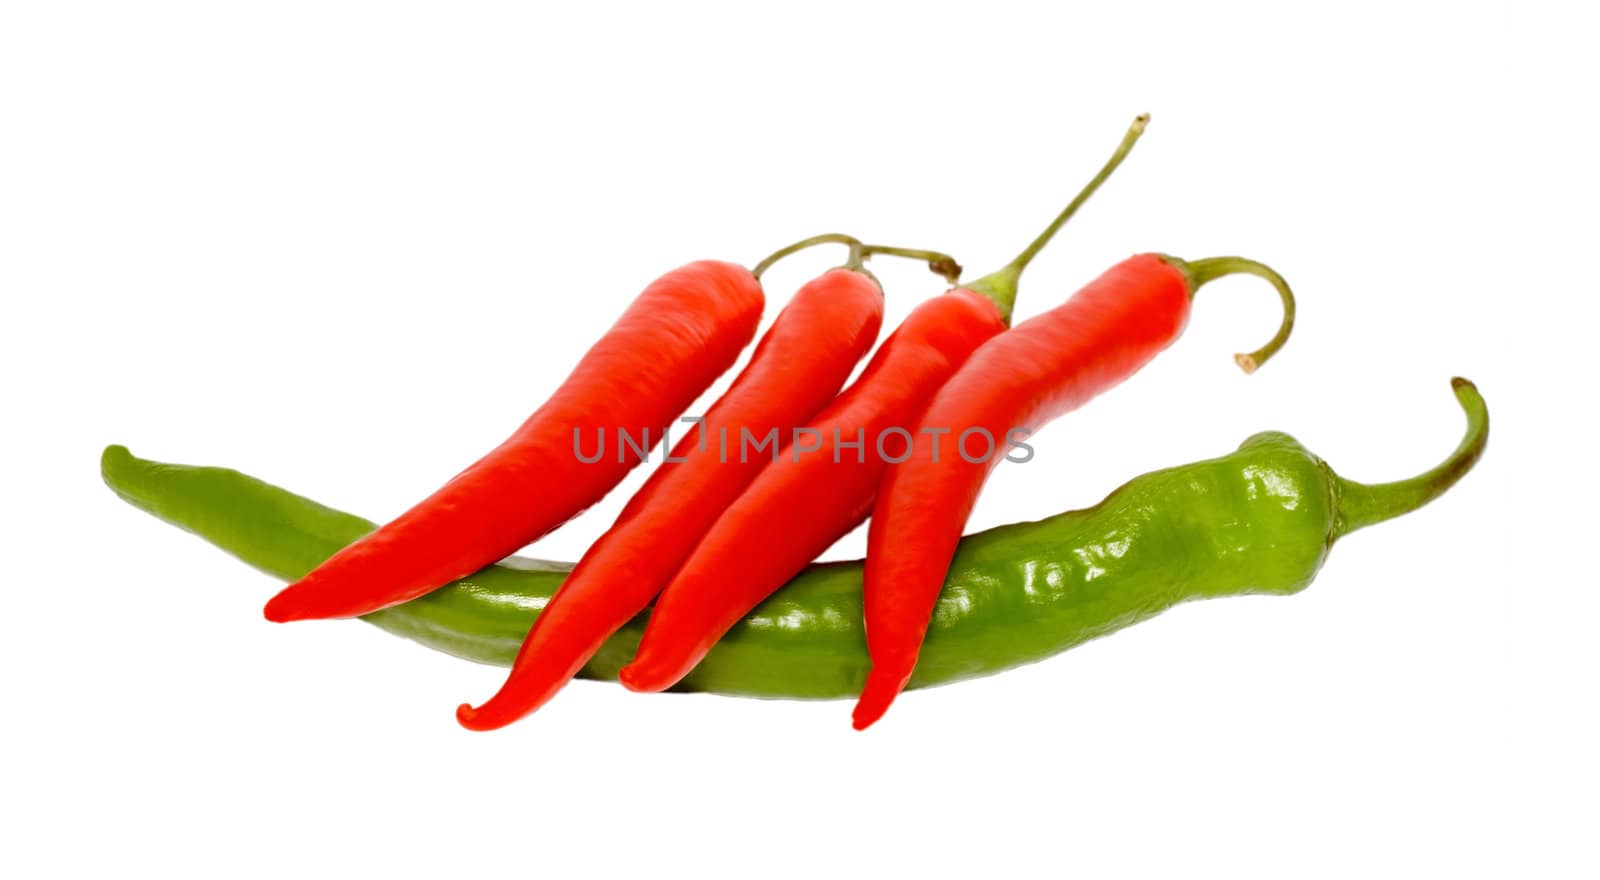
[3,1,1594,876]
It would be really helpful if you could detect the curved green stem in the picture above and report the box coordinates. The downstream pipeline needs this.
[1332,378,1490,540]
[1175,255,1297,373]
[752,233,867,278]
[965,113,1150,322]
[860,244,963,285]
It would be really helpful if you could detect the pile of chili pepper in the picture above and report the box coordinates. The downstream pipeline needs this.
[103,115,1488,730]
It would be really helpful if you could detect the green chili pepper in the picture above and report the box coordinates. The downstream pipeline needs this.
[101,379,1487,699]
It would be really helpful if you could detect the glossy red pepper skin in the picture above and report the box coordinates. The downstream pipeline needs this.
[617,288,1007,694]
[262,260,765,623]
[854,253,1195,728]
[456,268,884,729]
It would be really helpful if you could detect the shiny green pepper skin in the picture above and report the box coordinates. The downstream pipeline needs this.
[102,380,1486,700]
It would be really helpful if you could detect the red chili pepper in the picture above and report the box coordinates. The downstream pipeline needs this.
[616,118,1152,695]
[852,252,1297,730]
[262,260,765,622]
[455,240,906,730]
[615,289,1007,693]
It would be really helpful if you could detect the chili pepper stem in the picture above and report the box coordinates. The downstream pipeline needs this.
[964,113,1150,322]
[860,244,963,285]
[1332,378,1488,540]
[752,233,866,278]
[754,234,963,285]
[1175,256,1298,372]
